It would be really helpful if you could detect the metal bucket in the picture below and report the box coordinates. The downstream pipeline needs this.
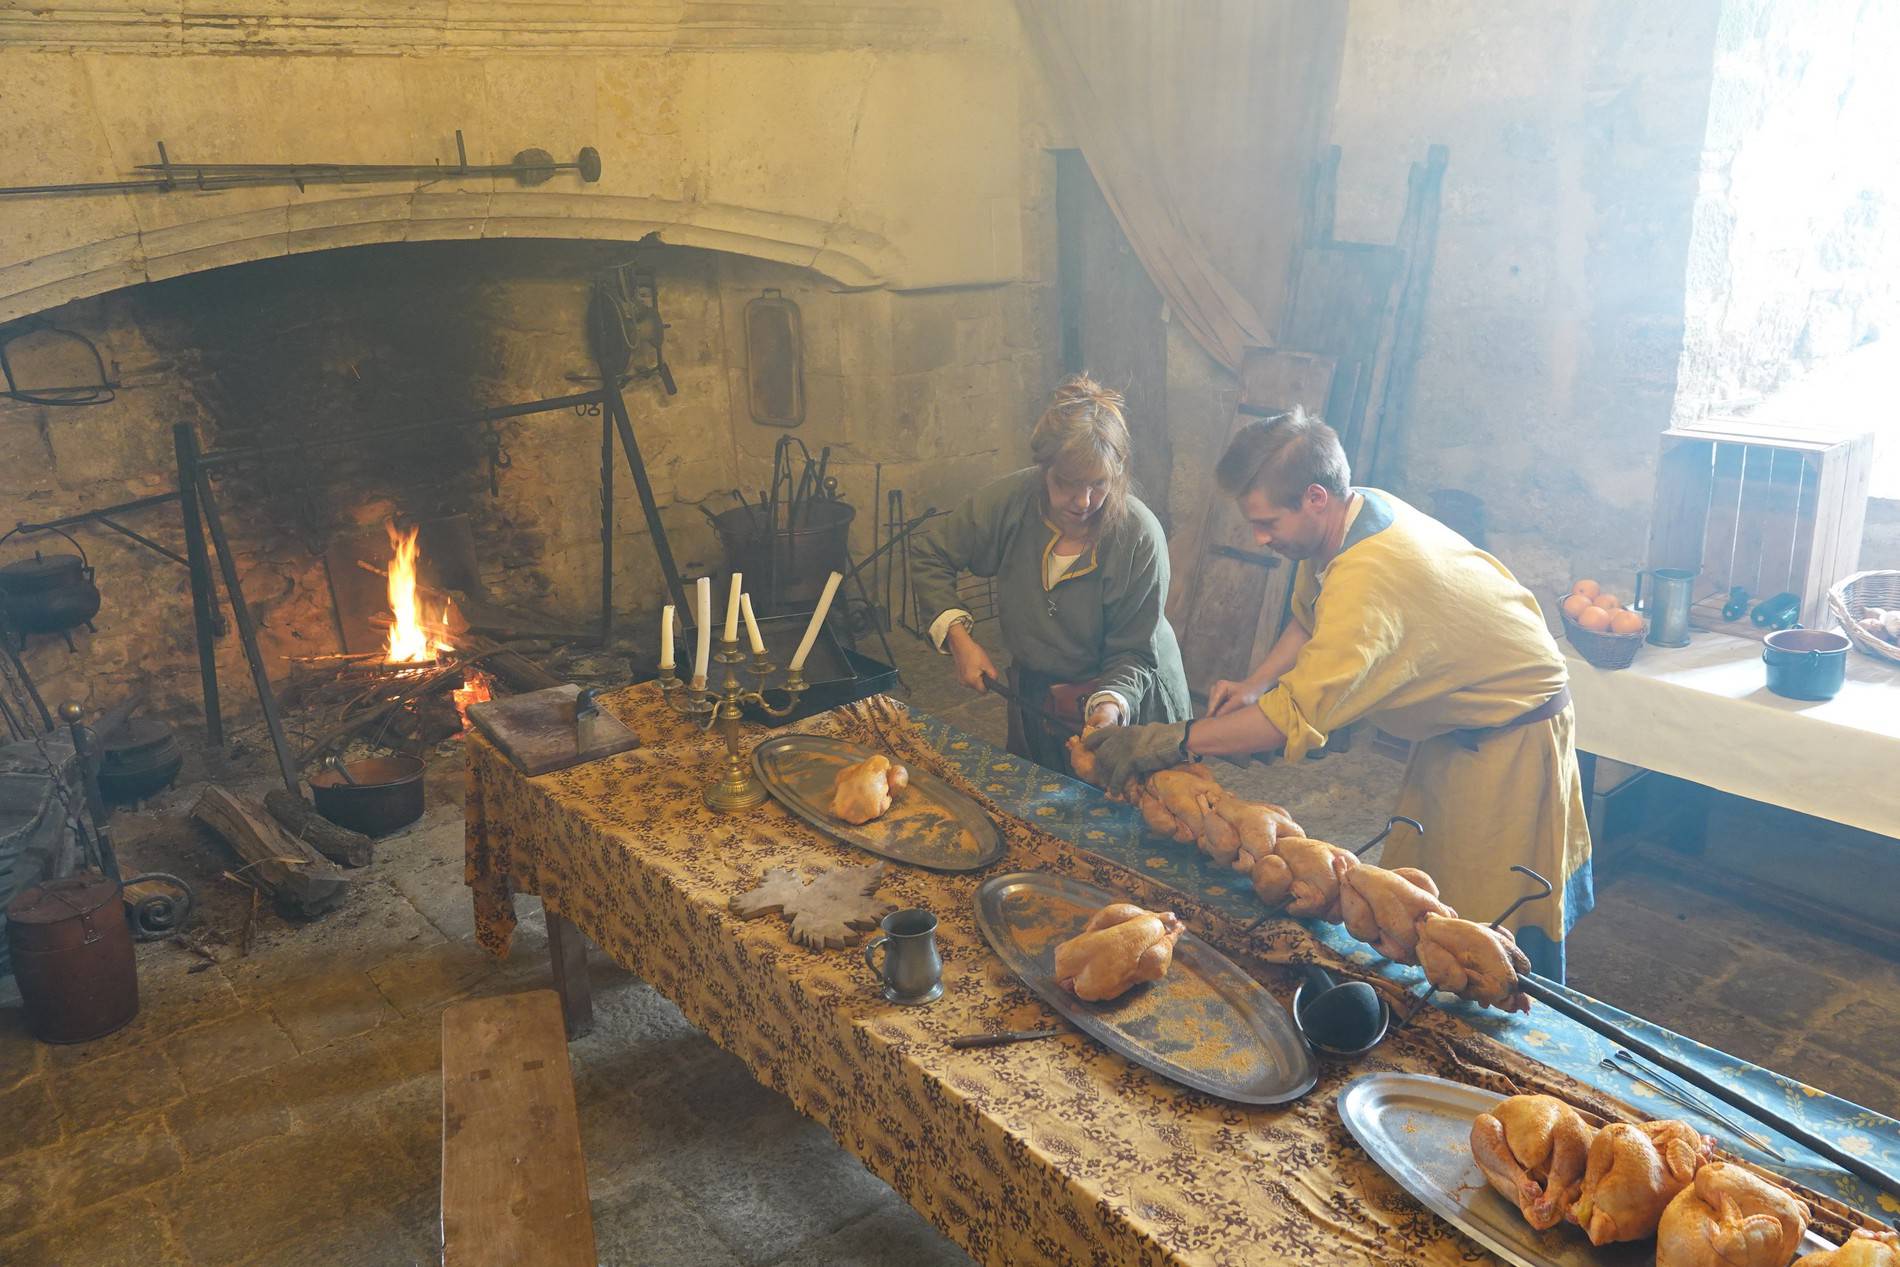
[7,870,138,1044]
[712,501,855,615]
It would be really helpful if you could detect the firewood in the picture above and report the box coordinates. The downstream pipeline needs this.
[263,788,374,868]
[192,786,347,917]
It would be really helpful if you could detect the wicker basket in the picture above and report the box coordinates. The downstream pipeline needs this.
[1559,597,1648,670]
[1828,570,1900,665]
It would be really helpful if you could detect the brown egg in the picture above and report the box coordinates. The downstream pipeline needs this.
[1593,593,1621,610]
[1609,610,1644,635]
[1561,594,1592,619]
[1577,606,1612,632]
[1572,579,1600,598]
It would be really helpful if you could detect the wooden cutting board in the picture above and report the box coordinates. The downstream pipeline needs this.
[467,685,640,776]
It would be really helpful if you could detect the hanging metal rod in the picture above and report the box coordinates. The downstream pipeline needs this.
[0,132,601,200]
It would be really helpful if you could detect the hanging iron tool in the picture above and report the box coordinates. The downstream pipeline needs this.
[0,131,601,199]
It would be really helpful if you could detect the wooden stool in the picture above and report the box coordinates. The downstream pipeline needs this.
[441,989,596,1265]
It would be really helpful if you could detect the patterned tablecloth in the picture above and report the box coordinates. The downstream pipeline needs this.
[466,688,1896,1265]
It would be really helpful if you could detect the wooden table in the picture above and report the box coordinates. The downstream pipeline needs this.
[465,688,1894,1263]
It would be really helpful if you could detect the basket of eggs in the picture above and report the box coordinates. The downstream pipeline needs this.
[1558,579,1647,669]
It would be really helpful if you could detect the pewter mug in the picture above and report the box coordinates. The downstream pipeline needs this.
[862,908,943,1005]
[1637,567,1697,648]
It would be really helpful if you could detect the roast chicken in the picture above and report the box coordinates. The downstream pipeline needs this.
[1130,766,1222,845]
[1470,1095,1598,1231]
[830,754,910,825]
[1249,835,1358,920]
[1053,903,1186,1002]
[1569,1120,1712,1245]
[1656,1163,1811,1267]
[1796,1229,1900,1267]
[1416,914,1533,1013]
[1337,864,1453,964]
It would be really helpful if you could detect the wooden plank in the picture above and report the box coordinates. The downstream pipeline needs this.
[1754,447,1803,599]
[466,685,640,776]
[1281,243,1405,470]
[1647,436,1717,579]
[1728,445,1774,598]
[1364,145,1449,486]
[1172,351,1334,696]
[442,990,595,1267]
[1700,442,1746,596]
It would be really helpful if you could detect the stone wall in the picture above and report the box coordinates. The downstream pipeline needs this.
[1324,0,1724,596]
[3,238,1056,724]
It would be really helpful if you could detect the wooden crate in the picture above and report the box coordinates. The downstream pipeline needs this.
[1647,424,1873,634]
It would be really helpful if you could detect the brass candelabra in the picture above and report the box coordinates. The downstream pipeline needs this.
[657,631,807,812]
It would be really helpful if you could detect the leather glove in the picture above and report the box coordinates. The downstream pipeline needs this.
[1080,720,1189,791]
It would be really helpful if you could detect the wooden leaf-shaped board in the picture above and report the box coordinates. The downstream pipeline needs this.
[731,863,894,950]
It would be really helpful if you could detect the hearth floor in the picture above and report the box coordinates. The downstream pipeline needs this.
[1,634,1894,1264]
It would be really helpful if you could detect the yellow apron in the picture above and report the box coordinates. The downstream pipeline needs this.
[1255,490,1592,975]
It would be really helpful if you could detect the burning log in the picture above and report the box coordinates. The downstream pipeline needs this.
[263,788,374,868]
[192,786,347,917]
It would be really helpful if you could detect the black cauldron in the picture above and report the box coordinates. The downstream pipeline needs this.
[0,540,100,639]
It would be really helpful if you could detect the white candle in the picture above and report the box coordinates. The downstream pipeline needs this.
[724,571,744,643]
[694,576,712,683]
[788,571,843,673]
[660,604,675,670]
[739,593,765,655]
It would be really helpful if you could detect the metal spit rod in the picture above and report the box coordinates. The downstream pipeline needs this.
[0,133,601,199]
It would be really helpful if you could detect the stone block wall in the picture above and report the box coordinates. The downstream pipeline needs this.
[1324,0,1725,596]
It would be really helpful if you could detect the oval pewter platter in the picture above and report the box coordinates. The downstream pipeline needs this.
[753,734,1006,872]
[973,871,1316,1105]
[1336,1073,1837,1267]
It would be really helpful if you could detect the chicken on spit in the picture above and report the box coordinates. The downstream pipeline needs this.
[1052,902,1186,1002]
[1337,865,1453,964]
[1248,835,1359,920]
[1470,1094,1598,1231]
[1569,1120,1712,1245]
[1656,1163,1811,1267]
[1416,914,1533,1013]
[830,754,910,825]
[1796,1229,1900,1267]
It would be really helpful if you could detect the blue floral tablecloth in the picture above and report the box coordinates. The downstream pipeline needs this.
[918,714,1900,1222]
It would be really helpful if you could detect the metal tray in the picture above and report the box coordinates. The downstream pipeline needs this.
[973,871,1316,1105]
[752,734,1005,872]
[1336,1073,1836,1267]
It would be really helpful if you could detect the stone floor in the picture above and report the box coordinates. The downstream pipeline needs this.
[2,627,1895,1264]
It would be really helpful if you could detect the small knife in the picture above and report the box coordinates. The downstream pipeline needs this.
[948,1027,1065,1050]
[574,687,605,756]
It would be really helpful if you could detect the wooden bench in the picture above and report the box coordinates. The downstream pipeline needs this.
[441,989,596,1266]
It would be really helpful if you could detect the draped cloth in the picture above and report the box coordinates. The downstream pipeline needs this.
[1015,0,1348,370]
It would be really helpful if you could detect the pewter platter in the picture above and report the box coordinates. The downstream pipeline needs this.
[753,734,1005,872]
[973,871,1315,1105]
[1336,1074,1836,1267]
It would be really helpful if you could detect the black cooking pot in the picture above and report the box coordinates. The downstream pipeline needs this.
[98,717,184,804]
[0,546,100,635]
[1762,628,1850,701]
[309,755,425,836]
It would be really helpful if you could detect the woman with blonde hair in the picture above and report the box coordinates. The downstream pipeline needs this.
[910,374,1191,770]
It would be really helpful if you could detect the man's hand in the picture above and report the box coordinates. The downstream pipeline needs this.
[1085,698,1124,730]
[1081,721,1188,791]
[946,624,999,693]
[1206,679,1266,718]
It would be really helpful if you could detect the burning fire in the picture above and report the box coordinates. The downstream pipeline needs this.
[383,522,455,664]
[453,668,495,730]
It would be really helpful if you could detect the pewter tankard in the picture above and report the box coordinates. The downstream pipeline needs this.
[863,908,943,1005]
[1638,568,1697,647]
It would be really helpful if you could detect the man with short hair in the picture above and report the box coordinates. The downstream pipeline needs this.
[1083,408,1590,978]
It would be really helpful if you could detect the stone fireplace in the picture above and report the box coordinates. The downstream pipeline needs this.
[0,0,1063,734]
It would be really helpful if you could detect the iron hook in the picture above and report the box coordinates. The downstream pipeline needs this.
[1353,815,1423,857]
[1489,865,1553,929]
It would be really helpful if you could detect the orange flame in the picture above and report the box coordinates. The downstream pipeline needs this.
[383,523,454,664]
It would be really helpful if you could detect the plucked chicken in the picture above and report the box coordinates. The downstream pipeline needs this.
[1416,914,1533,1013]
[1569,1120,1712,1245]
[1053,903,1186,1002]
[1248,836,1358,920]
[1207,793,1302,871]
[1795,1229,1900,1267]
[1337,865,1453,964]
[1657,1163,1811,1267]
[830,754,910,825]
[1470,1095,1598,1231]
[1130,766,1222,844]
